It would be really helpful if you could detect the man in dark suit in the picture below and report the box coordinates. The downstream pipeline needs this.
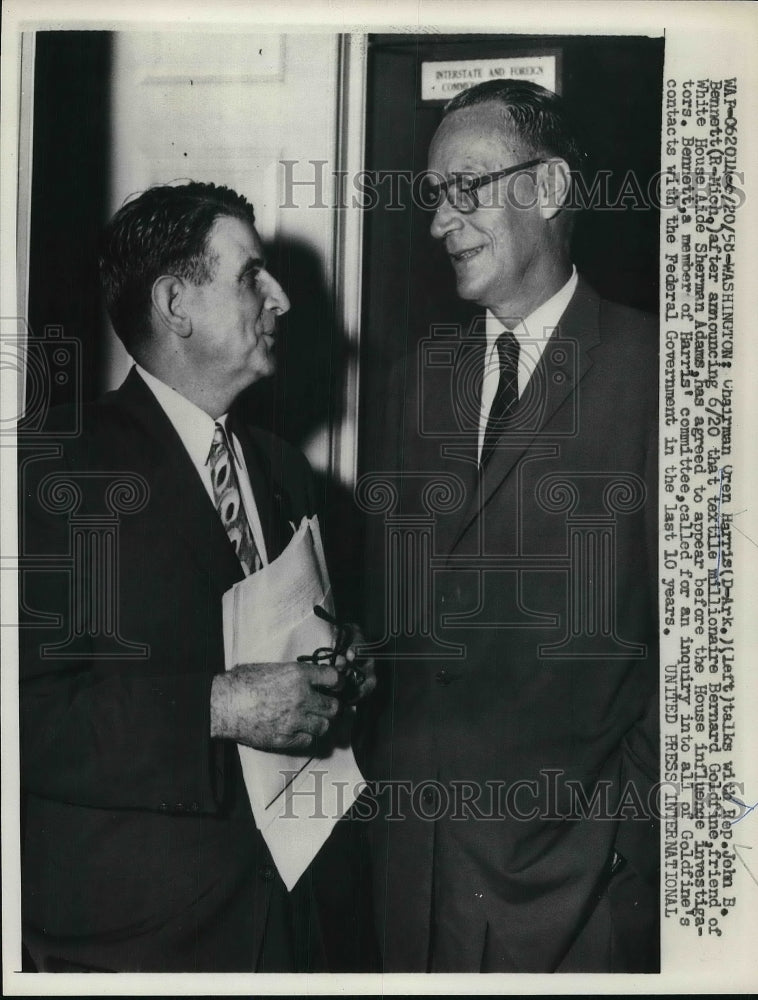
[19,181,375,972]
[367,80,659,972]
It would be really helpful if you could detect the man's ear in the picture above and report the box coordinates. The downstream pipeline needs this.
[537,158,572,220]
[151,274,192,338]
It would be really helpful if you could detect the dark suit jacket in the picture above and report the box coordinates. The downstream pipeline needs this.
[367,280,659,972]
[19,368,352,972]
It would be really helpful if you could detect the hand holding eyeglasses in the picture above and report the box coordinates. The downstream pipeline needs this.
[297,605,376,705]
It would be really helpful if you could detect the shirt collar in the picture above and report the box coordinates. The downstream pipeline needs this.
[486,265,578,349]
[134,364,235,467]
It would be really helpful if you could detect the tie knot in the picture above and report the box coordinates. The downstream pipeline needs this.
[209,422,230,462]
[495,328,520,372]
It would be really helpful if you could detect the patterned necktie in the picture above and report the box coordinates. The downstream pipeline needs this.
[208,422,262,575]
[481,328,520,467]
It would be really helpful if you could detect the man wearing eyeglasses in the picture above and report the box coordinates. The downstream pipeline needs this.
[368,80,658,973]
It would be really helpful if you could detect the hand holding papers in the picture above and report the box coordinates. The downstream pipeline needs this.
[210,658,340,752]
[221,515,366,890]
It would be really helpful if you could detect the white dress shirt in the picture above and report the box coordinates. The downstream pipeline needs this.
[478,266,578,461]
[135,364,269,565]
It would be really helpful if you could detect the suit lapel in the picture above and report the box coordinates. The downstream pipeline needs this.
[228,416,296,563]
[446,280,603,554]
[430,325,485,556]
[112,369,245,594]
[450,319,487,436]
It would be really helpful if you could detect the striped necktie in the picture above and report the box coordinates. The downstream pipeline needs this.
[208,422,261,574]
[481,328,520,467]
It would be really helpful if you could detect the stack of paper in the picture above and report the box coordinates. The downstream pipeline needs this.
[222,515,365,890]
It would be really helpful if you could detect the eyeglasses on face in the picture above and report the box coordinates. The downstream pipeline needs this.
[420,157,547,214]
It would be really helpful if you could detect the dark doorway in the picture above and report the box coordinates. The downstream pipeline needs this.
[26,31,113,412]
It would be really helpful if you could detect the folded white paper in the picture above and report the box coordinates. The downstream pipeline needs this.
[222,515,365,890]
